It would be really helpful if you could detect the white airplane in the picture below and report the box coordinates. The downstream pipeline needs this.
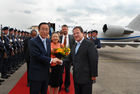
[91,14,140,48]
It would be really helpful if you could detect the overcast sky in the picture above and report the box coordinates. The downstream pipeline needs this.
[0,0,139,31]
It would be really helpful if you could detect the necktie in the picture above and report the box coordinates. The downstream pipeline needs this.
[75,42,80,54]
[90,37,93,41]
[43,40,47,52]
[64,36,67,47]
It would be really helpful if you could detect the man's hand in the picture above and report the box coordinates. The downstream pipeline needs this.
[52,58,59,64]
[51,58,63,65]
[91,77,96,80]
[91,77,96,84]
[57,59,63,65]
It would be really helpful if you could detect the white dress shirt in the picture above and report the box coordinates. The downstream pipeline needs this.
[62,34,69,48]
[75,37,84,54]
[39,35,47,51]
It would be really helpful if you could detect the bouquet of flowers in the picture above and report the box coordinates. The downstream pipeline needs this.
[51,47,71,59]
[51,47,70,66]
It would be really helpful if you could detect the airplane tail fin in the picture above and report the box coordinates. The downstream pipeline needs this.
[127,14,140,31]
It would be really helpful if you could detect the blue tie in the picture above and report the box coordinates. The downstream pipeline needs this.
[43,40,47,52]
[75,42,80,54]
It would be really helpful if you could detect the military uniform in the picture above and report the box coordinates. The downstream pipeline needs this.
[1,27,10,79]
[0,37,6,84]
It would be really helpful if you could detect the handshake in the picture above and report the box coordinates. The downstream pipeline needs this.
[51,58,63,66]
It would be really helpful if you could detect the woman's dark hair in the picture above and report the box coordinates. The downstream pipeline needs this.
[73,26,83,33]
[38,22,49,30]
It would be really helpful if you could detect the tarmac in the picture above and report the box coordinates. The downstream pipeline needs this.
[93,46,140,94]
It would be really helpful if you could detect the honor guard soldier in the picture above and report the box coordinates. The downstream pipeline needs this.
[8,28,16,74]
[0,30,6,83]
[20,31,25,64]
[1,27,10,79]
[14,29,20,70]
[91,30,101,49]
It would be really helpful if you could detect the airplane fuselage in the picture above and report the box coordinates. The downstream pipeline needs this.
[98,31,140,42]
[92,24,140,42]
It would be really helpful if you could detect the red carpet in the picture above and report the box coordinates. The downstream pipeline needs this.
[9,72,75,94]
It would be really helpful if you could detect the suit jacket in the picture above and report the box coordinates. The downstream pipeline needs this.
[29,36,51,81]
[24,37,31,62]
[60,35,75,49]
[64,39,98,84]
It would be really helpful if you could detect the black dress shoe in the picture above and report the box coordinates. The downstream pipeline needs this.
[6,74,10,78]
[1,75,9,79]
[27,83,30,87]
[0,79,5,82]
[7,71,12,74]
[9,70,15,74]
[1,76,8,79]
[65,88,69,92]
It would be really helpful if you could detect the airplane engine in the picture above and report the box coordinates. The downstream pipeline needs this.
[103,24,124,36]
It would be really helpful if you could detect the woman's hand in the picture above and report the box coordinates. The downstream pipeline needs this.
[51,62,57,66]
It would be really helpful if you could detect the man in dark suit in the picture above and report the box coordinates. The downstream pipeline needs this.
[59,26,98,94]
[24,30,37,87]
[29,22,59,94]
[59,24,74,92]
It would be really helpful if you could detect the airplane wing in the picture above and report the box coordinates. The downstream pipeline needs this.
[101,42,140,48]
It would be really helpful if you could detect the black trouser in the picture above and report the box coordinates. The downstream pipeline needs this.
[26,61,30,84]
[74,82,92,94]
[8,56,12,72]
[1,58,8,76]
[12,55,16,69]
[0,56,2,73]
[15,54,19,68]
[30,80,48,94]
[60,63,71,89]
[64,63,70,88]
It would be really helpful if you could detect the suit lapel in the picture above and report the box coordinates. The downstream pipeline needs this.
[73,42,77,55]
[46,39,50,55]
[69,35,71,44]
[37,36,47,53]
[60,36,62,43]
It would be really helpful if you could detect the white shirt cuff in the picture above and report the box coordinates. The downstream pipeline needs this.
[50,59,52,64]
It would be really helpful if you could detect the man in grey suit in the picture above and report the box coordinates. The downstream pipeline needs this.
[59,26,98,94]
[59,25,74,92]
